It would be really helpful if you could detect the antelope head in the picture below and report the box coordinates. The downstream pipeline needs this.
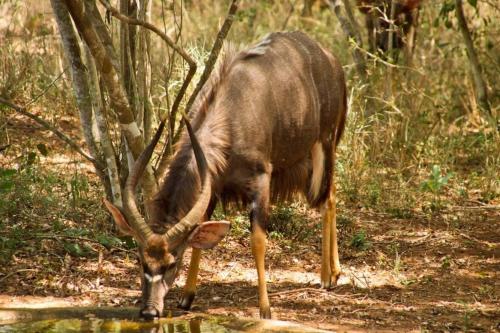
[104,118,230,319]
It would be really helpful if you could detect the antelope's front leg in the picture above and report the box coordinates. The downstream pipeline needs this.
[250,173,271,319]
[178,248,202,310]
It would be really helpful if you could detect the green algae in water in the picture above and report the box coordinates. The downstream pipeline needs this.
[0,317,329,333]
[0,318,236,333]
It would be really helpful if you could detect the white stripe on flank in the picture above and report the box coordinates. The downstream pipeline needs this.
[309,141,324,200]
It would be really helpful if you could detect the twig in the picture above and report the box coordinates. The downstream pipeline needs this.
[174,0,239,141]
[0,97,102,167]
[0,144,10,153]
[458,233,497,248]
[244,287,361,301]
[451,205,500,210]
[0,268,38,283]
[281,0,297,30]
[29,233,138,256]
[25,67,69,108]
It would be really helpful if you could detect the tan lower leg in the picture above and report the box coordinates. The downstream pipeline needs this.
[329,185,341,284]
[321,202,332,288]
[179,248,201,309]
[251,224,271,319]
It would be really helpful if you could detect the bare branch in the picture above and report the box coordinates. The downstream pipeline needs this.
[184,0,239,117]
[0,97,103,168]
[172,0,239,141]
[26,67,69,108]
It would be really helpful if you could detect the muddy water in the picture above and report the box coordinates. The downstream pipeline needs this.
[0,308,329,333]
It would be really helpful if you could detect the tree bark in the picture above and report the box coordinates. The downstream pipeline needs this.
[85,45,123,207]
[137,0,154,143]
[455,0,491,115]
[50,0,109,195]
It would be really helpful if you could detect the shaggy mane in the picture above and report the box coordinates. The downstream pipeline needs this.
[189,43,241,124]
[151,44,241,229]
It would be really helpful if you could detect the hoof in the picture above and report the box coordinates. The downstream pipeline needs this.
[140,306,160,320]
[178,292,195,310]
[320,279,332,289]
[331,270,342,285]
[260,307,272,319]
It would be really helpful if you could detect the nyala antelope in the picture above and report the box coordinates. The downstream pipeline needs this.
[104,31,348,319]
[357,0,422,55]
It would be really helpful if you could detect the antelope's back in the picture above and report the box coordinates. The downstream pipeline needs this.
[219,31,346,168]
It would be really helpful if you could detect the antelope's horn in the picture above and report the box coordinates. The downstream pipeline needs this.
[164,116,211,242]
[123,119,166,243]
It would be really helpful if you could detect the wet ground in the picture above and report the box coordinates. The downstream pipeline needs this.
[0,308,328,333]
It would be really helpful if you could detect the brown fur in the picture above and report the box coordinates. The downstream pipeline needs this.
[143,235,174,271]
[357,0,422,53]
[151,31,347,230]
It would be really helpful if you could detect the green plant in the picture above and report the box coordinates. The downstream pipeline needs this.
[420,165,454,194]
[350,230,370,251]
[268,203,316,242]
[441,256,452,269]
[420,165,454,212]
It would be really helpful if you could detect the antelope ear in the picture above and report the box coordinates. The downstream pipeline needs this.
[188,221,231,249]
[103,199,135,236]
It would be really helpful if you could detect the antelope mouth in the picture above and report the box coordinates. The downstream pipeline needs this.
[140,304,163,320]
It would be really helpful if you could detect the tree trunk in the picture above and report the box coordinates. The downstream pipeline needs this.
[455,0,491,115]
[84,45,123,207]
[137,0,154,144]
[50,0,110,198]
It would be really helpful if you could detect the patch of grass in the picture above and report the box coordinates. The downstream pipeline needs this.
[350,229,370,251]
[268,203,317,242]
[386,207,414,219]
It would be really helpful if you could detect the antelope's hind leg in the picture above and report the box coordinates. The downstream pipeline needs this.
[329,176,342,285]
[250,172,272,319]
[321,155,341,288]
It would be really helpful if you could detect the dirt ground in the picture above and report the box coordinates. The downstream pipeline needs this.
[1,205,499,331]
[1,116,499,333]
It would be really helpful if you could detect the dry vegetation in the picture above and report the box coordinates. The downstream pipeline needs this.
[0,0,499,332]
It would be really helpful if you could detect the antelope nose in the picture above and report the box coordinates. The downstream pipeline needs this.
[140,306,160,320]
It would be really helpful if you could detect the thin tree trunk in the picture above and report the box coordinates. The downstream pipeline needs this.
[50,0,110,195]
[404,8,419,66]
[302,0,314,16]
[384,0,396,99]
[455,0,491,115]
[85,45,123,207]
[63,0,157,199]
[120,0,138,119]
[343,0,363,48]
[137,0,154,144]
[329,0,367,80]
